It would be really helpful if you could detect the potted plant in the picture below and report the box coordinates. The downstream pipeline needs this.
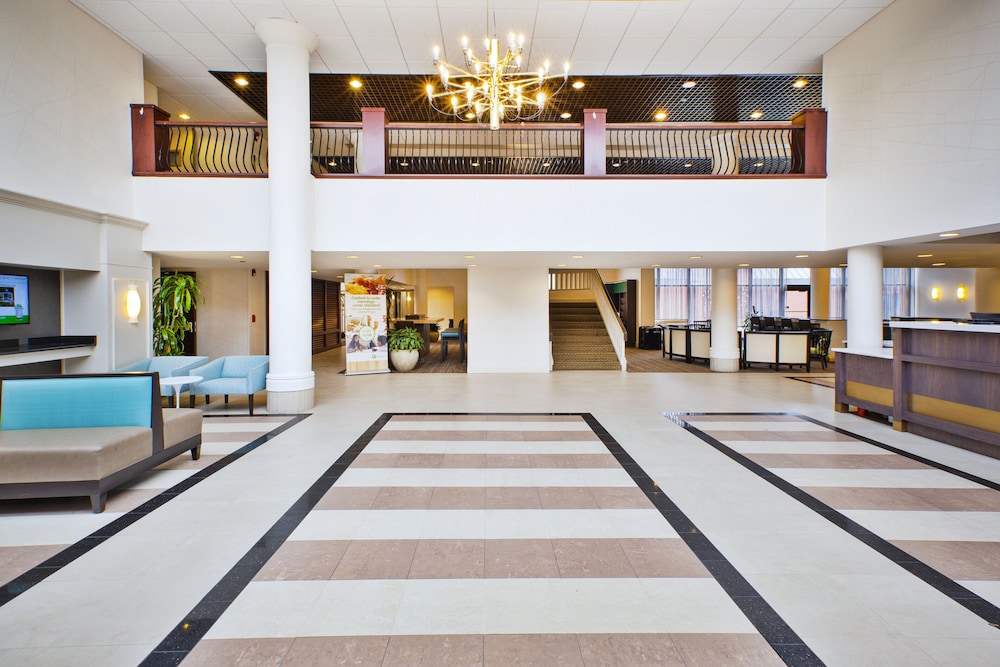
[388,326,424,372]
[152,272,204,355]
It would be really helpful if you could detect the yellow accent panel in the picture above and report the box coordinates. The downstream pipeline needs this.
[845,381,893,407]
[907,394,1000,435]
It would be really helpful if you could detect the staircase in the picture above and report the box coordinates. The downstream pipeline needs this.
[550,301,622,371]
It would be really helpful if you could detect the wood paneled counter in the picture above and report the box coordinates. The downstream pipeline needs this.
[835,322,1000,458]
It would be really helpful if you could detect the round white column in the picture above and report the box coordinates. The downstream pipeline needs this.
[256,19,318,413]
[846,245,884,353]
[710,267,740,372]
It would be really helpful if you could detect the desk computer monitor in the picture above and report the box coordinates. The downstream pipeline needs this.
[970,312,1000,323]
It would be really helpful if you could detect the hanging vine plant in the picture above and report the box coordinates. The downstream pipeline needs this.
[152,272,204,356]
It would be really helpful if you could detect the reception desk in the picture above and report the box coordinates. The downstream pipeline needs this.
[663,325,711,364]
[835,322,1000,458]
[742,330,812,371]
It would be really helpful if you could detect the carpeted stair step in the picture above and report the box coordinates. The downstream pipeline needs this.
[549,300,622,371]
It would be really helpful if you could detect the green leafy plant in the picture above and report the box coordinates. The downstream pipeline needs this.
[388,326,425,351]
[152,272,204,355]
[742,305,761,331]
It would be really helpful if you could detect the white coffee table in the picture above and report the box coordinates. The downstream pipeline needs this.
[159,375,202,409]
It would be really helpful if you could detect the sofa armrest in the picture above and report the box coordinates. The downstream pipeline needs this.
[188,358,224,382]
[248,360,269,393]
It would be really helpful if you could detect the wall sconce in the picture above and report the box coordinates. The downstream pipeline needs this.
[956,285,968,301]
[930,286,941,301]
[126,284,141,324]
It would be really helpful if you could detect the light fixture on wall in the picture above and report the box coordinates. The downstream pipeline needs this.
[956,285,968,301]
[126,284,141,324]
[930,286,941,301]
[426,4,569,130]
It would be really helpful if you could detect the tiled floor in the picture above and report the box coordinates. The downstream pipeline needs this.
[1,349,1000,666]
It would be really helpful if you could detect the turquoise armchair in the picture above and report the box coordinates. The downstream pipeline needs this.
[115,356,209,404]
[187,356,269,415]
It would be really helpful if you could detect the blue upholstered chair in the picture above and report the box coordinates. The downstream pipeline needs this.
[186,356,269,415]
[115,356,209,406]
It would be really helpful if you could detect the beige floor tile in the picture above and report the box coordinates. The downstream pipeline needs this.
[483,633,584,666]
[577,633,685,666]
[747,453,929,469]
[538,487,598,509]
[891,540,1000,580]
[589,487,654,510]
[485,487,542,509]
[253,540,350,581]
[281,636,390,666]
[484,539,560,578]
[409,539,485,578]
[372,486,434,509]
[487,453,532,468]
[619,538,711,578]
[383,634,484,666]
[429,487,487,509]
[181,637,293,666]
[332,540,419,579]
[552,538,636,578]
[668,633,784,667]
[315,486,381,510]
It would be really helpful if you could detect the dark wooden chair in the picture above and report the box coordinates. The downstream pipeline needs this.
[440,318,465,362]
[810,329,833,369]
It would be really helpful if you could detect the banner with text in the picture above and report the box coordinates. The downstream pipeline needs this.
[344,273,389,376]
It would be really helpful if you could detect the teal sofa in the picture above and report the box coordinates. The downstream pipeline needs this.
[187,356,269,415]
[0,373,202,512]
[116,356,209,405]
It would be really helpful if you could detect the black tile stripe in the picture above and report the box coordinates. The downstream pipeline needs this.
[786,376,836,389]
[0,414,308,608]
[140,413,390,666]
[667,411,1000,627]
[582,414,824,667]
[142,411,823,666]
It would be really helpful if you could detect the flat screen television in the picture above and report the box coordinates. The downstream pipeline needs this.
[0,274,29,324]
[970,312,1000,323]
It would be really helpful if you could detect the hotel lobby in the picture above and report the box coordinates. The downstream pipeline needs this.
[2,0,1000,665]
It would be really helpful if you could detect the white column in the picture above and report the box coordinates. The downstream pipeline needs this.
[846,245,883,353]
[256,19,318,413]
[709,267,740,372]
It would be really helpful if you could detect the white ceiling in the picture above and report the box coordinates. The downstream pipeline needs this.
[69,0,892,123]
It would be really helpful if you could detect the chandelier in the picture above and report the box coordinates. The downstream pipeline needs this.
[426,32,569,130]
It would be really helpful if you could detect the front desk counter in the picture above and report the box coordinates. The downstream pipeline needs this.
[835,321,1000,459]
[742,329,813,371]
[663,325,711,364]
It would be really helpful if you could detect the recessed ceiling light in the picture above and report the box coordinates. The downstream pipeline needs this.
[230,255,243,259]
[336,275,344,279]
[689,255,702,259]
[399,160,409,167]
[471,160,480,167]
[754,162,764,167]
[612,161,621,168]
[651,264,661,267]
[234,76,249,87]
[932,262,946,266]
[681,80,697,89]
[328,160,337,166]
[465,111,475,119]
[557,264,567,267]
[560,112,571,119]
[654,111,667,121]
[467,264,477,267]
[372,264,382,268]
[348,78,363,89]
[542,160,551,167]
[464,255,476,259]
[347,255,359,259]
[792,78,808,89]
[683,162,692,168]
[839,263,848,267]
[750,110,764,120]
[571,80,585,89]
[795,254,809,258]
[178,113,190,120]
[739,263,750,267]
[571,255,584,259]
[939,232,960,237]
[917,253,933,258]
[310,270,317,273]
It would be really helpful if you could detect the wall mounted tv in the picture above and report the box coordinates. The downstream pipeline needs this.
[0,274,29,324]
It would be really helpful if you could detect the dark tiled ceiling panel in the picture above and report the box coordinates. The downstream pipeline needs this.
[211,72,822,124]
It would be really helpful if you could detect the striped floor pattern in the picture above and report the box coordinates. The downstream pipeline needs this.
[183,414,786,666]
[679,414,1000,613]
[0,415,295,591]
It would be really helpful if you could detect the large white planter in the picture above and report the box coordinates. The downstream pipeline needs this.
[389,349,419,372]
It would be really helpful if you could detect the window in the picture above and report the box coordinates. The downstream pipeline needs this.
[654,268,711,322]
[882,268,913,319]
[830,268,846,319]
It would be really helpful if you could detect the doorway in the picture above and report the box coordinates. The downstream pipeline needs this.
[784,285,810,319]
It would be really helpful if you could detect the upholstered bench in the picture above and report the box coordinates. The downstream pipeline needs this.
[0,373,202,512]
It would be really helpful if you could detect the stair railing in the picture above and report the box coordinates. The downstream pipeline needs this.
[549,269,627,371]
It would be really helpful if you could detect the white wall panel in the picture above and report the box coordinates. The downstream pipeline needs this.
[468,267,550,373]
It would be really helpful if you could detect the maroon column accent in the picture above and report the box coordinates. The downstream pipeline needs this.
[790,108,827,177]
[583,108,607,176]
[361,107,386,176]
[130,104,170,175]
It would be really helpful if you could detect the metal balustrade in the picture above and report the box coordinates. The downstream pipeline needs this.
[131,105,824,178]
[386,125,582,175]
[606,125,797,175]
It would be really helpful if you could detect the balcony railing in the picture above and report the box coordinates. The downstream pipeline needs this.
[131,105,826,179]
